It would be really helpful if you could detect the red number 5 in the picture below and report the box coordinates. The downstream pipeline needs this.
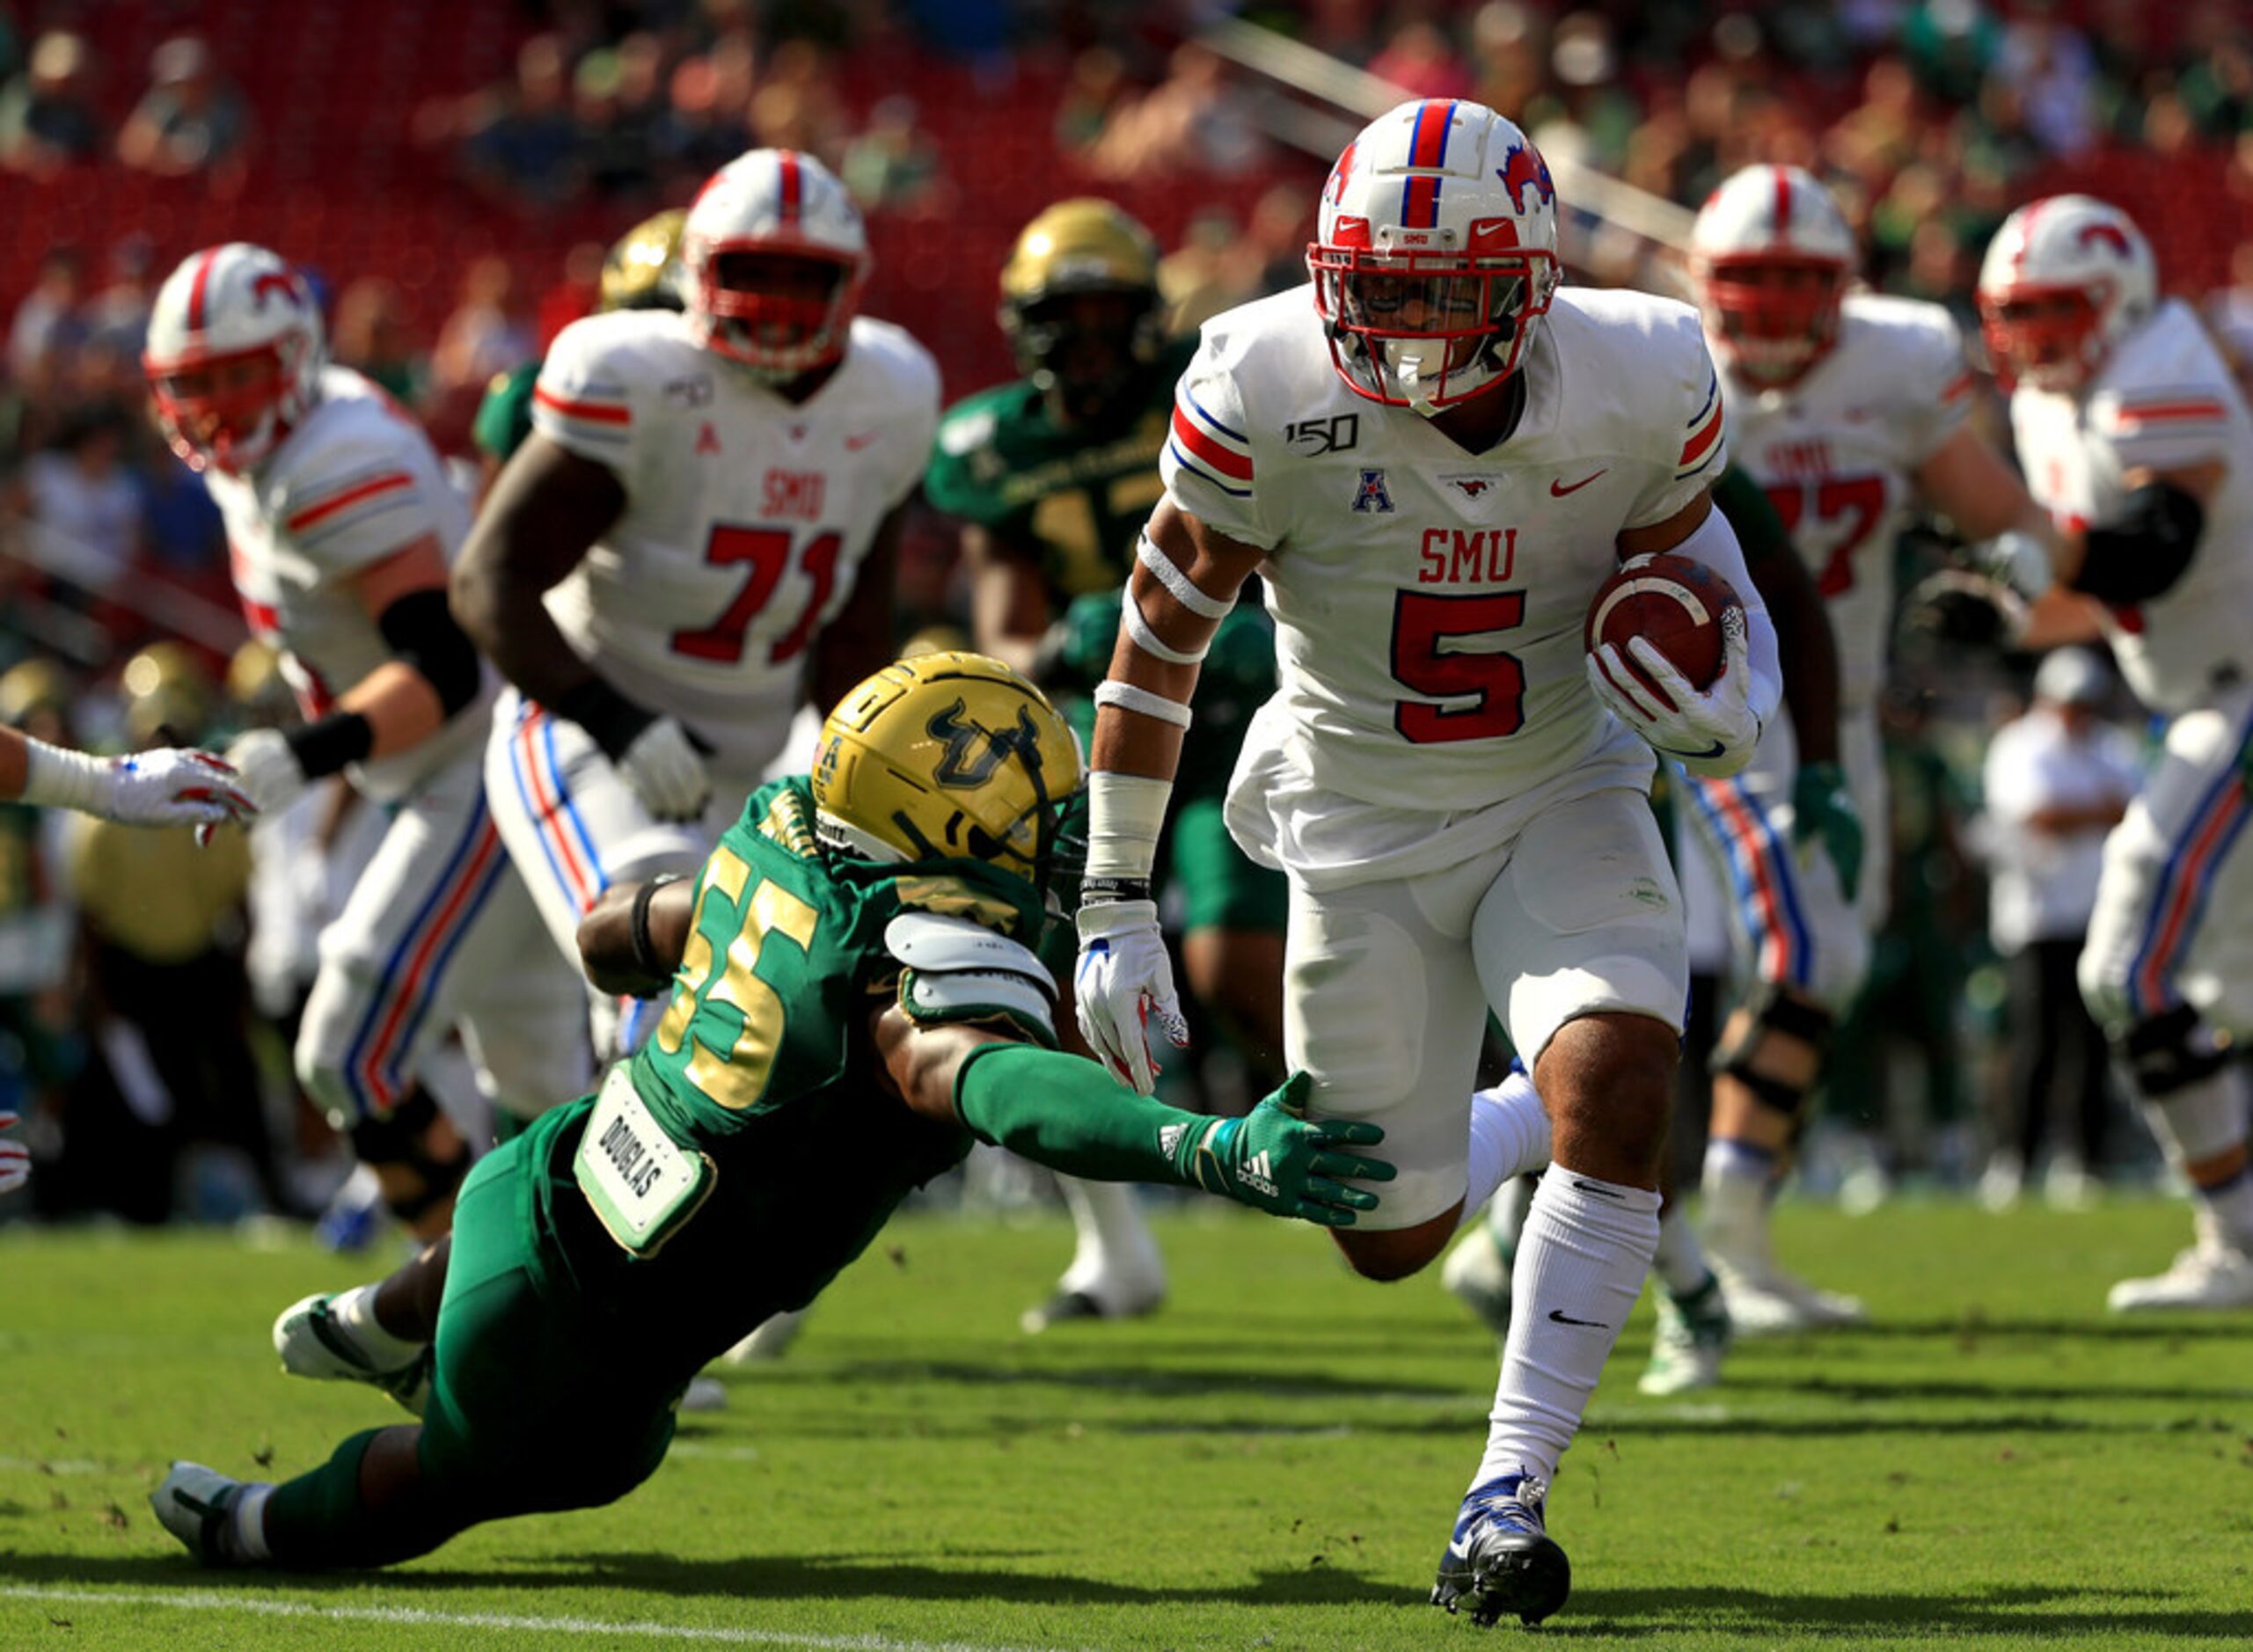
[670,524,842,666]
[1390,589,1527,743]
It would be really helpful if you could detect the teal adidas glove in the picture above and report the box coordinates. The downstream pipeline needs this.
[1791,761,1864,904]
[1169,1071,1394,1226]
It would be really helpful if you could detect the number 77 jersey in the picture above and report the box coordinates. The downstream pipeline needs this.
[531,307,940,782]
[1161,282,1727,827]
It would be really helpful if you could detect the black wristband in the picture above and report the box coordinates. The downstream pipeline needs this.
[1078,875,1152,906]
[629,874,685,987]
[552,676,656,764]
[283,711,376,779]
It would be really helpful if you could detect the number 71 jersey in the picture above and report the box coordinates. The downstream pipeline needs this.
[532,309,940,779]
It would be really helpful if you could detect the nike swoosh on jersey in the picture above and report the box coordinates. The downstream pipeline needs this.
[844,430,881,450]
[1550,469,1607,496]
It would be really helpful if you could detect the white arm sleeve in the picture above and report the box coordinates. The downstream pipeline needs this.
[1669,502,1782,727]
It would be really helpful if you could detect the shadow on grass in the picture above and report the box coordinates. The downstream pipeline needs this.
[0,1547,1425,1609]
[749,1358,1467,1401]
[1559,1583,2253,1641]
[1715,1373,2253,1406]
[1792,1317,2253,1342]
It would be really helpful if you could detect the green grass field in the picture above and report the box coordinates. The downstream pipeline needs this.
[4,1199,2251,1650]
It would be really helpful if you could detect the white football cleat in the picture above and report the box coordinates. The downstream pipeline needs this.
[273,1292,431,1414]
[2106,1242,2253,1312]
[1638,1274,1731,1396]
[1712,1256,1866,1335]
[151,1462,260,1567]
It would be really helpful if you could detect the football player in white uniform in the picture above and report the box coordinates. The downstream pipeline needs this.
[1978,195,2253,1311]
[452,149,938,1056]
[1073,99,1782,1626]
[1680,165,2063,1331]
[143,243,590,1239]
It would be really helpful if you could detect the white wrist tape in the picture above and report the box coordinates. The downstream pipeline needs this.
[1123,594,1208,666]
[1086,771,1173,881]
[1094,680,1193,729]
[19,738,107,814]
[1137,532,1236,619]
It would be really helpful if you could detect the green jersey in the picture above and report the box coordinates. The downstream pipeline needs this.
[529,778,1049,1362]
[925,337,1197,602]
[472,360,540,464]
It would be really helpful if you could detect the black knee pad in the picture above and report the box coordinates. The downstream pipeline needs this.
[349,1089,471,1223]
[2118,1005,2231,1098]
[1710,983,1836,1116]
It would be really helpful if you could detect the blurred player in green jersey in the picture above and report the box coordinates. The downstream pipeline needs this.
[153,654,1401,1570]
[926,200,1288,1330]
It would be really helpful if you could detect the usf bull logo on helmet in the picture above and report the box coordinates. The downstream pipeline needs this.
[813,653,1080,883]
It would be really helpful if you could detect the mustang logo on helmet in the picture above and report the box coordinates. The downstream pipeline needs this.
[1496,143,1554,216]
[2077,222,2132,259]
[927,700,1042,789]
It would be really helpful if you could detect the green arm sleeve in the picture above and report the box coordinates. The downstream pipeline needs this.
[952,1042,1199,1187]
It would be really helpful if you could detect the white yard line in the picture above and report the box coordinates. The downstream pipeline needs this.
[0,1586,1081,1652]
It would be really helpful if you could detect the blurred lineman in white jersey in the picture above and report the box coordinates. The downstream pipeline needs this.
[1680,164,2064,1331]
[1072,99,1784,1626]
[451,149,937,1061]
[143,242,589,1239]
[1978,194,2253,1311]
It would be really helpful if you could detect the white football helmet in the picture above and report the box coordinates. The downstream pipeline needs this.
[143,243,325,473]
[1688,165,1856,388]
[1976,194,2156,392]
[1308,99,1562,416]
[683,148,870,380]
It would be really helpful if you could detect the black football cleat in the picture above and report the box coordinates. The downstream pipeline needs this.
[1431,1472,1571,1626]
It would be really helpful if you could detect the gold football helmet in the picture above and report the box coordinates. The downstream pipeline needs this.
[813,652,1081,885]
[0,658,71,728]
[599,209,688,313]
[121,640,216,745]
[998,198,1164,409]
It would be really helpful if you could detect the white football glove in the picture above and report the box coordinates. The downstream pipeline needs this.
[618,715,713,822]
[222,727,314,818]
[0,1110,27,1195]
[1587,605,1761,778]
[107,747,260,830]
[1073,898,1190,1095]
[1971,528,2056,603]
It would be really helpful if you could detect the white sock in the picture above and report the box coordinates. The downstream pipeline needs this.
[2139,1068,2253,1249]
[1055,1175,1164,1309]
[1482,1170,1539,1249]
[331,1283,425,1365]
[1472,1170,1661,1492]
[1700,1137,1776,1260]
[1459,1071,1551,1231]
[231,1482,274,1562]
[1650,1202,1713,1297]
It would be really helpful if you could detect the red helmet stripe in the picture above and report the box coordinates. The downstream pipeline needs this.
[1771,167,1791,243]
[186,247,223,333]
[778,151,802,225]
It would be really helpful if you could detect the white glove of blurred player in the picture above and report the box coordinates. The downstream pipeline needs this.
[0,1110,28,1195]
[23,739,257,832]
[1073,897,1190,1095]
[223,727,312,816]
[618,715,713,822]
[1587,606,1761,778]
[1971,528,2056,603]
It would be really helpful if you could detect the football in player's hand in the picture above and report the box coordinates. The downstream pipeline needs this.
[1585,552,1744,693]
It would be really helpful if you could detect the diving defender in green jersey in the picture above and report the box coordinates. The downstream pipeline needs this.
[152,654,1393,1571]
[926,199,1288,1331]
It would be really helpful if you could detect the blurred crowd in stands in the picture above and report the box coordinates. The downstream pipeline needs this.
[1,0,2249,1224]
